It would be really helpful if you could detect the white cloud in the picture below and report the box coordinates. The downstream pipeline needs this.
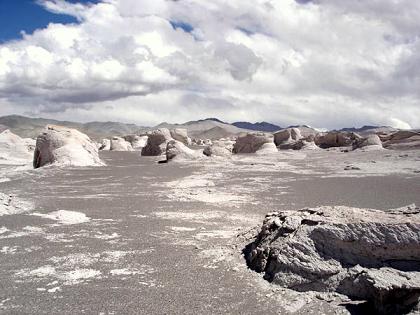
[0,0,419,129]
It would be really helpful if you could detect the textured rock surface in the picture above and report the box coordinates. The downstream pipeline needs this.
[0,129,34,164]
[33,125,104,168]
[110,137,133,151]
[315,132,360,148]
[123,135,148,151]
[381,130,420,150]
[141,128,173,156]
[233,132,275,154]
[203,140,234,157]
[166,140,202,161]
[170,128,191,146]
[245,206,420,314]
[273,128,302,146]
[353,134,383,150]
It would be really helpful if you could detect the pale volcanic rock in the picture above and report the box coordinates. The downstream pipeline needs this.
[203,140,234,157]
[170,128,191,146]
[0,129,34,164]
[233,132,275,154]
[246,205,420,314]
[166,140,203,161]
[381,130,420,150]
[353,134,383,150]
[315,131,360,148]
[142,128,173,156]
[123,135,148,151]
[33,125,104,168]
[110,137,133,151]
[273,128,302,146]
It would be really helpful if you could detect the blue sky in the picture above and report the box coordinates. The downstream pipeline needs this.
[0,0,98,43]
[0,0,419,128]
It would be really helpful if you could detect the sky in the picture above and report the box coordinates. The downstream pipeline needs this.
[0,0,419,129]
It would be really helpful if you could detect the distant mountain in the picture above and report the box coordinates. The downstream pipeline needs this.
[338,125,397,135]
[0,115,146,140]
[154,118,250,140]
[232,121,281,132]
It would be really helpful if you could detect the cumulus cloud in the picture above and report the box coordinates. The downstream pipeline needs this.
[0,0,419,129]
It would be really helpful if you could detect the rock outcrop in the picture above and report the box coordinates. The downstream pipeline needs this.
[315,132,360,148]
[110,137,133,151]
[203,140,234,157]
[141,128,173,156]
[381,130,420,150]
[123,135,148,151]
[273,128,302,146]
[0,129,34,164]
[166,140,202,161]
[233,132,275,154]
[245,206,420,314]
[170,128,191,146]
[33,125,104,168]
[353,134,383,150]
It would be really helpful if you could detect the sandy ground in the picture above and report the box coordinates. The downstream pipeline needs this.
[0,149,419,314]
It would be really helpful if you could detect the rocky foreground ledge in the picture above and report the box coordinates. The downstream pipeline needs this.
[245,205,420,314]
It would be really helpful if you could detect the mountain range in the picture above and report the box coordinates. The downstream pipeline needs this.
[0,115,398,140]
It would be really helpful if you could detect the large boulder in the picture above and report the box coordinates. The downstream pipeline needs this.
[110,137,133,151]
[203,140,234,157]
[245,205,420,314]
[0,130,34,165]
[170,128,191,146]
[123,135,148,151]
[315,131,360,148]
[141,128,173,156]
[278,139,319,150]
[166,140,202,161]
[381,130,420,150]
[273,128,302,146]
[353,134,383,150]
[33,125,104,168]
[233,132,275,154]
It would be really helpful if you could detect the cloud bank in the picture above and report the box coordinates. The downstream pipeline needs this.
[0,0,419,129]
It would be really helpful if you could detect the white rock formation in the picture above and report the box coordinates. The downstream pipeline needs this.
[381,130,420,150]
[233,132,275,154]
[142,128,173,156]
[353,134,383,150]
[0,129,34,164]
[123,135,148,151]
[99,139,111,151]
[110,137,133,151]
[273,128,302,146]
[246,205,420,314]
[33,125,104,168]
[203,140,234,157]
[255,142,278,155]
[170,128,191,146]
[315,132,360,148]
[166,140,202,161]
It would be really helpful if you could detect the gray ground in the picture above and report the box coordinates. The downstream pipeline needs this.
[0,149,419,314]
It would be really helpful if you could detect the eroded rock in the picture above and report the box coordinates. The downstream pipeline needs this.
[110,137,133,151]
[166,140,202,161]
[233,132,275,154]
[170,128,191,146]
[141,128,173,156]
[33,125,104,168]
[245,206,420,314]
